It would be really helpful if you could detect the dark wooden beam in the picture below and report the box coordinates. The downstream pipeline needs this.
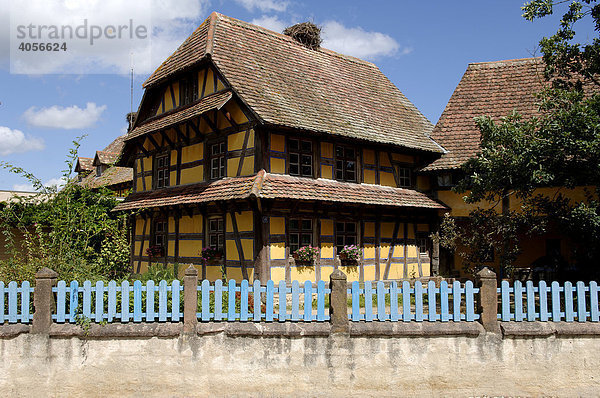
[202,113,218,133]
[173,124,189,146]
[160,130,175,149]
[221,108,237,128]
[229,211,248,280]
[136,140,150,157]
[146,134,161,152]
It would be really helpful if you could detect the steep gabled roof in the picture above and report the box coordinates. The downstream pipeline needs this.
[141,12,440,153]
[79,167,133,189]
[75,157,93,173]
[423,57,546,171]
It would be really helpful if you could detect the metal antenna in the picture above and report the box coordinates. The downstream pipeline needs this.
[130,52,134,131]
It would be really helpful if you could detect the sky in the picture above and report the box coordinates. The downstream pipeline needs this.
[0,0,595,191]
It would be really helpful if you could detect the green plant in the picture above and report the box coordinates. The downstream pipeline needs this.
[293,246,319,262]
[339,245,361,262]
[0,137,132,282]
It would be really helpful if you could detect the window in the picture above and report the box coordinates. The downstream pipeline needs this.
[336,222,357,253]
[96,165,103,177]
[289,218,313,254]
[208,217,224,251]
[417,233,429,257]
[179,73,198,106]
[437,172,454,187]
[335,145,356,182]
[397,166,412,188]
[154,153,170,189]
[288,138,313,177]
[153,219,167,249]
[210,141,226,179]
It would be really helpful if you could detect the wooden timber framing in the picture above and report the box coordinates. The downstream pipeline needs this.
[229,211,248,280]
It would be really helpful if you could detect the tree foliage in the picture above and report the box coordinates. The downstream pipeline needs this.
[442,1,600,279]
[0,139,131,282]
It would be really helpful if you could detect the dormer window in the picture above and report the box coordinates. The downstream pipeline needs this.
[179,73,198,107]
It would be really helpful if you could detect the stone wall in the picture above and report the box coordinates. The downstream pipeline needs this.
[1,322,599,397]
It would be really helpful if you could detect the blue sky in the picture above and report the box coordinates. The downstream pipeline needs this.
[0,0,593,190]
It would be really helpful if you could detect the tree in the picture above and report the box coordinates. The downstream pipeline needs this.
[0,139,131,282]
[440,1,600,279]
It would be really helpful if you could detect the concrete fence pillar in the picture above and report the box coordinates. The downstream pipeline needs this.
[32,267,58,334]
[183,266,198,334]
[329,269,349,333]
[476,267,500,333]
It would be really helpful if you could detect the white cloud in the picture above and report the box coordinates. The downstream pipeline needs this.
[12,176,67,192]
[251,15,288,33]
[12,183,35,192]
[23,103,107,130]
[0,126,45,156]
[8,0,211,74]
[235,0,288,12]
[321,21,403,60]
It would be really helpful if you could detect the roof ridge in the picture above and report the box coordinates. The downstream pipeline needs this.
[212,12,377,68]
[468,56,542,67]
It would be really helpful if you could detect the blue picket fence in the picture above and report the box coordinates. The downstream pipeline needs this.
[52,280,183,323]
[348,280,479,322]
[498,280,600,322]
[0,281,33,324]
[197,279,330,322]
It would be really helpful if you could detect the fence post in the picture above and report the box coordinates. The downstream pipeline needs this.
[329,269,349,333]
[183,265,198,334]
[32,267,58,334]
[476,267,500,333]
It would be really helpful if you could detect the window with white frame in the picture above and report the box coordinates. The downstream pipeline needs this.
[210,141,226,179]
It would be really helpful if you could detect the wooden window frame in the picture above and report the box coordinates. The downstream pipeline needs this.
[335,221,358,254]
[334,145,357,182]
[209,140,227,180]
[179,72,198,107]
[152,219,168,252]
[208,216,224,251]
[396,165,412,188]
[288,218,313,254]
[154,152,170,189]
[416,232,430,258]
[287,137,314,178]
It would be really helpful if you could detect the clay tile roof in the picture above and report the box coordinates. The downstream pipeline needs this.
[113,170,445,211]
[141,12,440,153]
[95,151,120,165]
[75,157,93,172]
[423,57,547,171]
[112,174,258,211]
[127,90,233,141]
[259,174,446,209]
[80,166,133,190]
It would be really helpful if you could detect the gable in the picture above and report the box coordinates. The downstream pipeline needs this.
[141,12,442,154]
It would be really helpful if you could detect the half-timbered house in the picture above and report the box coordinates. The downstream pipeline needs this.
[115,12,447,282]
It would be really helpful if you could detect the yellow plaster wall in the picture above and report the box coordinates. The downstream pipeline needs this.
[223,102,248,124]
[363,169,376,184]
[321,142,333,159]
[179,240,202,258]
[321,165,333,179]
[270,217,285,235]
[181,143,203,164]
[391,153,414,163]
[227,158,240,177]
[437,191,500,217]
[363,149,375,165]
[290,267,316,283]
[380,171,396,187]
[270,267,286,283]
[180,166,203,185]
[270,157,285,174]
[228,131,245,151]
[270,133,285,152]
[240,155,254,176]
[179,214,203,234]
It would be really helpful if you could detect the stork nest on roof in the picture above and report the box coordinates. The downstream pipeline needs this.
[283,22,322,50]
